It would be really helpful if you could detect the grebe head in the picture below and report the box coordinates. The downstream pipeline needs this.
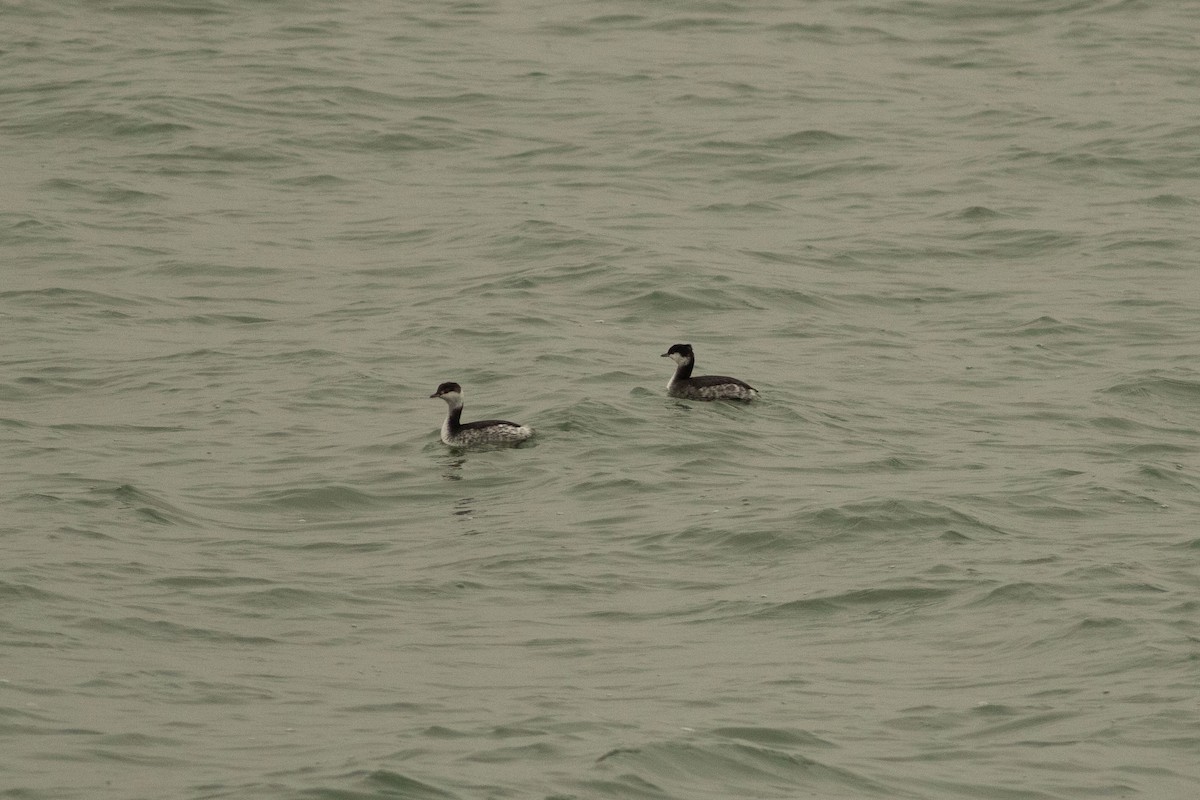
[430,382,463,405]
[661,343,694,365]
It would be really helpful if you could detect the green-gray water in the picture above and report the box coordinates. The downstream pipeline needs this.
[3,2,1199,798]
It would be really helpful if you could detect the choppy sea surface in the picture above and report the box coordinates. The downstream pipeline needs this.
[4,1,1200,798]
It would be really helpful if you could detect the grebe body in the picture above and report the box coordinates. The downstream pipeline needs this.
[662,344,758,401]
[430,382,534,447]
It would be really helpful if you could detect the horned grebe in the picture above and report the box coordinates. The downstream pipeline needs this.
[662,343,758,401]
[430,382,534,447]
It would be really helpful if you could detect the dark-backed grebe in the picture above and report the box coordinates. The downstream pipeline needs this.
[661,343,758,401]
[430,382,534,447]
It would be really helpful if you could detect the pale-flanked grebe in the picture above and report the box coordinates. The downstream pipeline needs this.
[430,382,534,447]
[662,343,758,401]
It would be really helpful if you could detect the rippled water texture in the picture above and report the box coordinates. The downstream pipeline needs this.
[3,1,1199,798]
